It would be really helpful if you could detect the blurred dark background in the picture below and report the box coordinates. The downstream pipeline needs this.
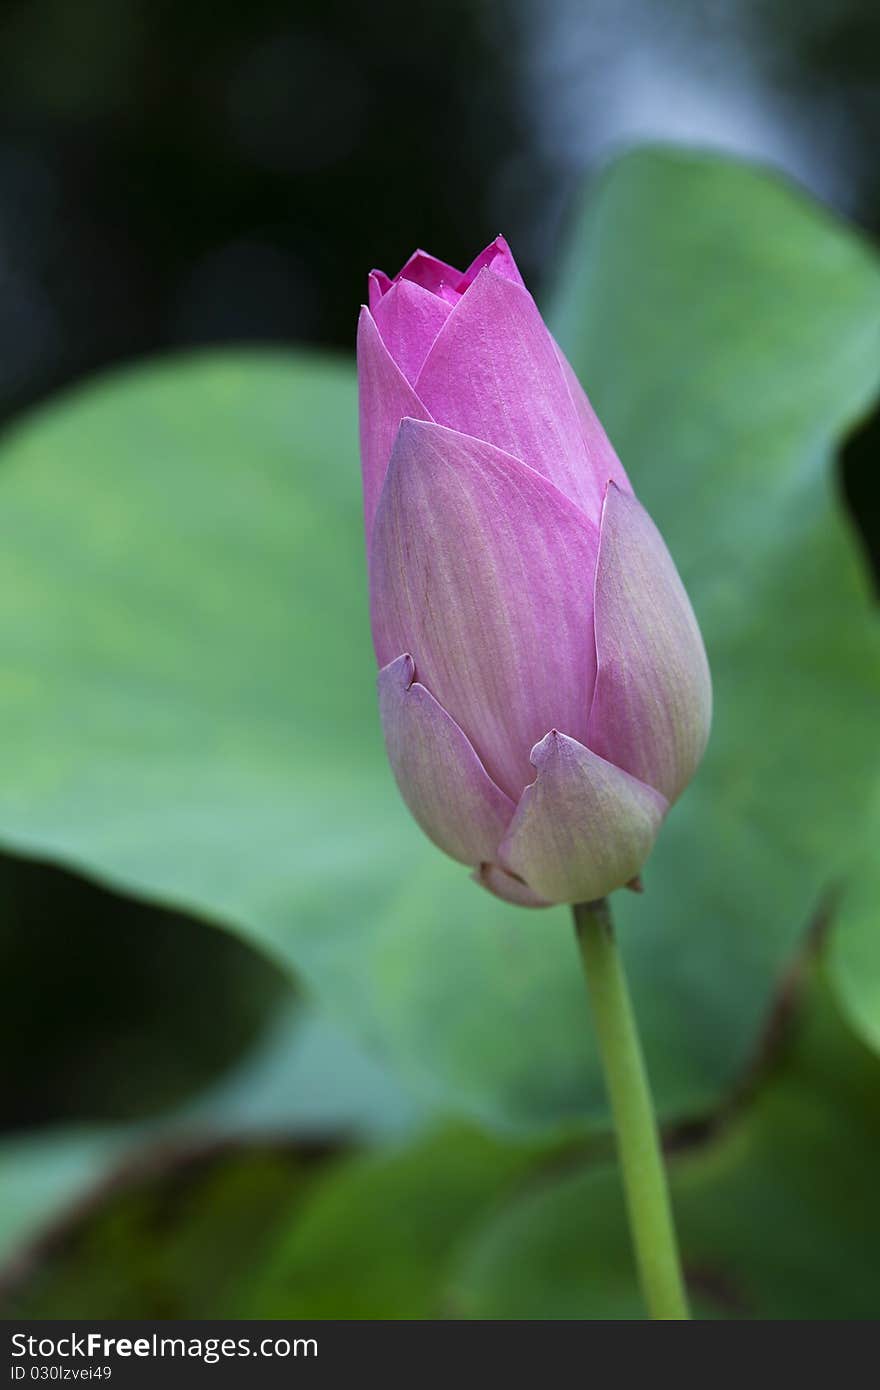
[3,0,880,422]
[2,0,879,1133]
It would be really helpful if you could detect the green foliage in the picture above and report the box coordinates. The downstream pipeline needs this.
[828,786,880,1051]
[242,1129,538,1319]
[455,966,880,1320]
[7,963,877,1320]
[2,1144,322,1319]
[3,1130,539,1319]
[0,854,289,1125]
[0,1000,421,1271]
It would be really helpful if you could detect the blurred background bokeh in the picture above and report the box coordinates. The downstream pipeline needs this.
[1,0,879,1319]
[4,0,880,420]
[1,0,879,556]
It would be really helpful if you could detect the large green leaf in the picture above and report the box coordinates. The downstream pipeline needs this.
[1,1143,326,1318]
[8,963,879,1320]
[241,1129,538,1319]
[827,785,880,1052]
[0,852,289,1125]
[0,1000,420,1275]
[3,1128,538,1318]
[454,965,880,1319]
[0,149,878,1133]
[0,1131,127,1280]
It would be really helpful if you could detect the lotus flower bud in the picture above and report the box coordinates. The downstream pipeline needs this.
[358,238,711,907]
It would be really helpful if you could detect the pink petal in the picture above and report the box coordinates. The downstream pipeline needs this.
[587,484,712,803]
[379,654,514,866]
[474,862,550,908]
[461,235,526,290]
[554,342,632,510]
[368,270,392,312]
[414,269,596,516]
[372,277,453,385]
[499,731,669,905]
[395,249,464,303]
[369,419,599,800]
[357,306,432,546]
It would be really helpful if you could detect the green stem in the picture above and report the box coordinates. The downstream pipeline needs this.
[573,898,690,1320]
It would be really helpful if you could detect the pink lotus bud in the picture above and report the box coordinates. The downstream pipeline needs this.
[358,238,711,907]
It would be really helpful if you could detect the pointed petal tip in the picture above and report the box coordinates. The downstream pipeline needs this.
[367,270,392,312]
[491,233,521,269]
[381,651,416,690]
[389,415,438,462]
[486,233,513,259]
[461,236,526,291]
[394,249,465,301]
[529,728,563,767]
[356,302,380,344]
[397,413,429,437]
[391,415,469,459]
[598,477,624,514]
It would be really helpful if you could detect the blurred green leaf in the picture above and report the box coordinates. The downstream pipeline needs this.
[3,1128,537,1318]
[241,1128,537,1318]
[0,852,289,1126]
[181,1004,423,1141]
[9,960,879,1320]
[0,1001,421,1274]
[0,1130,127,1278]
[1,1143,326,1318]
[0,150,877,1137]
[827,785,880,1052]
[454,964,880,1320]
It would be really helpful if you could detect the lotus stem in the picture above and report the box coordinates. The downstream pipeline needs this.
[573,898,690,1320]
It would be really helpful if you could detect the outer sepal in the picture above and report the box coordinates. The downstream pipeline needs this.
[587,483,712,802]
[378,654,514,866]
[499,730,668,904]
